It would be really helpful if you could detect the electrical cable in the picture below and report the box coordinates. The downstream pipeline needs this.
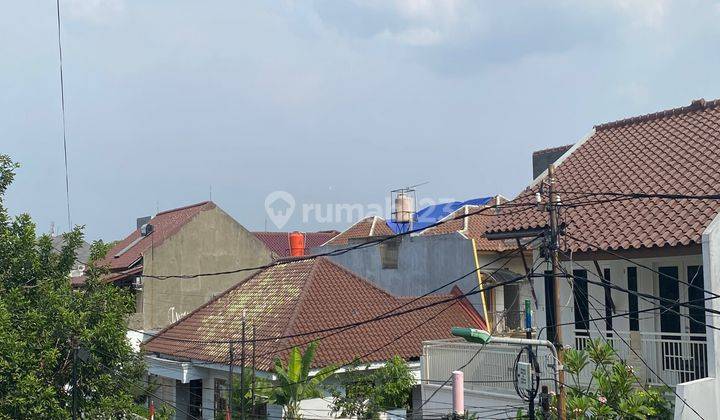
[414,257,542,417]
[138,239,538,346]
[565,233,720,299]
[557,265,705,419]
[55,0,71,231]
[138,200,538,281]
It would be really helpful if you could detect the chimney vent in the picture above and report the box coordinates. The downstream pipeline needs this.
[137,216,151,230]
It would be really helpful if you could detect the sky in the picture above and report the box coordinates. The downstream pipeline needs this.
[2,0,720,241]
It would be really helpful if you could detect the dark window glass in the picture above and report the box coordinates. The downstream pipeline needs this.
[544,271,557,344]
[688,265,706,336]
[603,268,613,332]
[627,267,639,331]
[658,266,681,335]
[572,269,589,331]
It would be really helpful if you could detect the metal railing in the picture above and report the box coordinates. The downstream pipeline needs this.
[573,330,708,387]
[486,311,525,334]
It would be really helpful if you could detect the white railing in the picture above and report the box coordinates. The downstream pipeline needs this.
[422,339,557,397]
[573,330,708,387]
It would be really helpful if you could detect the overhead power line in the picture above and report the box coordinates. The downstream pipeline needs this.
[55,0,71,231]
[138,200,537,281]
[139,242,537,347]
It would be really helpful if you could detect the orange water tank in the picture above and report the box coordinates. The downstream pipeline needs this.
[289,231,305,257]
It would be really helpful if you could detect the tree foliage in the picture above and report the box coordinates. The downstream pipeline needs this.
[216,369,271,420]
[266,342,335,419]
[523,339,673,419]
[0,155,146,418]
[330,355,415,419]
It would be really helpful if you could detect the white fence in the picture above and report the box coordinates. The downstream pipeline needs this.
[422,339,557,398]
[574,330,708,387]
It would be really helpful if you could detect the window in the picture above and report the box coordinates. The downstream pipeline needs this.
[687,265,706,335]
[379,238,400,269]
[658,266,681,336]
[602,268,613,334]
[627,267,639,331]
[544,271,557,343]
[572,269,589,332]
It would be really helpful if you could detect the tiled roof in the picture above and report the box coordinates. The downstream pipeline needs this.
[100,201,215,271]
[142,258,484,370]
[421,203,515,252]
[324,216,394,246]
[488,99,720,252]
[253,231,339,257]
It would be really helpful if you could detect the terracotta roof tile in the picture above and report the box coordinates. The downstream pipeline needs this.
[142,258,484,370]
[100,201,215,271]
[421,204,515,252]
[324,216,394,245]
[488,99,720,252]
[253,231,340,257]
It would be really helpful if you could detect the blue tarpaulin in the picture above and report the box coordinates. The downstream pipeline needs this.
[386,196,493,233]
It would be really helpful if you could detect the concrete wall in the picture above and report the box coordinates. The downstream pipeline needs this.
[317,234,530,324]
[420,383,525,418]
[674,377,717,419]
[141,206,273,331]
[318,234,482,313]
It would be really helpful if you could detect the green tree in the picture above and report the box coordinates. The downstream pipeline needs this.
[266,342,335,420]
[330,355,415,419]
[0,155,146,418]
[522,339,673,419]
[216,369,271,420]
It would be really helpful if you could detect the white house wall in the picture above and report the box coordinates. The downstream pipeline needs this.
[531,253,704,346]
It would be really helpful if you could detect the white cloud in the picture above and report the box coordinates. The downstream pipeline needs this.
[608,0,669,28]
[378,27,443,46]
[64,0,124,23]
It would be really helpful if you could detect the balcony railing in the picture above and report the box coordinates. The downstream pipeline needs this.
[574,330,708,387]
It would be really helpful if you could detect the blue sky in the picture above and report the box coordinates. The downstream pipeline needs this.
[3,0,720,241]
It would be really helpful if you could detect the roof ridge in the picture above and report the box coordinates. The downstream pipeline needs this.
[156,201,213,216]
[595,98,720,131]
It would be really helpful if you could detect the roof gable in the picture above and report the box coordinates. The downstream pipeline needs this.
[101,201,215,271]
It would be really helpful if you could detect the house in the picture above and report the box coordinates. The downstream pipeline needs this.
[51,235,92,286]
[317,197,532,335]
[252,230,339,258]
[421,98,720,419]
[98,201,274,338]
[142,257,484,419]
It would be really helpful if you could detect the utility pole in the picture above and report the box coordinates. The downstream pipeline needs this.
[251,325,256,418]
[547,164,566,420]
[228,342,234,420]
[525,299,536,420]
[240,319,246,420]
[71,341,78,420]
